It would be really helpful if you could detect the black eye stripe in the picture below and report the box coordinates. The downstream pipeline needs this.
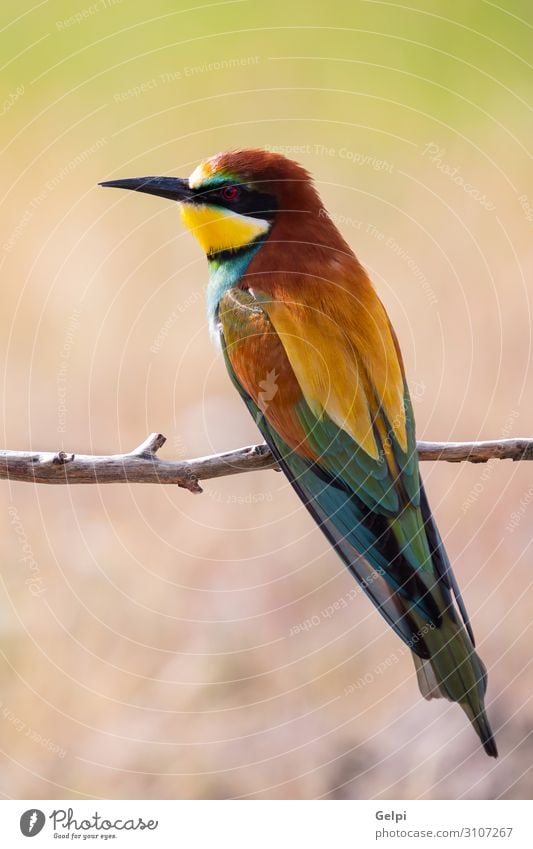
[191,185,277,220]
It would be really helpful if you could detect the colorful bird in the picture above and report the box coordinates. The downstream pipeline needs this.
[100,149,497,757]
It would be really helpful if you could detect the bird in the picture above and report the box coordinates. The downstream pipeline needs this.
[100,149,497,757]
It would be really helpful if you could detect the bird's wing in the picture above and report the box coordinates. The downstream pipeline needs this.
[218,285,473,650]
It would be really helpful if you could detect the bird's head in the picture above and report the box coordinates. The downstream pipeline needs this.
[100,149,323,258]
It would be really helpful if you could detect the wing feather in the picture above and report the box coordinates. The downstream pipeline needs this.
[217,286,456,638]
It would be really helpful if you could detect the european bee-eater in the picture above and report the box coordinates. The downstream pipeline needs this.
[100,149,497,757]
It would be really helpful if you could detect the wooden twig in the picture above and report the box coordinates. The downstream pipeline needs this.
[0,435,532,493]
[416,438,533,463]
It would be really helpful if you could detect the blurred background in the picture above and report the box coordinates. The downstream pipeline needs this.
[0,0,531,800]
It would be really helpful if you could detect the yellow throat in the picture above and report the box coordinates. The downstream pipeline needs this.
[179,203,270,255]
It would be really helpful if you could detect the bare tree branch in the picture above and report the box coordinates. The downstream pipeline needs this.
[416,439,533,463]
[1,434,533,493]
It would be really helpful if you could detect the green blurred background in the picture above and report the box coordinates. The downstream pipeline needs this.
[0,0,531,799]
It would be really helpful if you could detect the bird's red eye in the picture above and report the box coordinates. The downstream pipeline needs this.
[221,185,239,201]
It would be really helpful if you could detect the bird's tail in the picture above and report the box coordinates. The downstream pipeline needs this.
[411,609,497,757]
[247,417,498,757]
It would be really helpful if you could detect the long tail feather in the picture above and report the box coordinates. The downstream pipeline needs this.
[412,613,497,757]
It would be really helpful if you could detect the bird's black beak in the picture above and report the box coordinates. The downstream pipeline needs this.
[98,176,192,202]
